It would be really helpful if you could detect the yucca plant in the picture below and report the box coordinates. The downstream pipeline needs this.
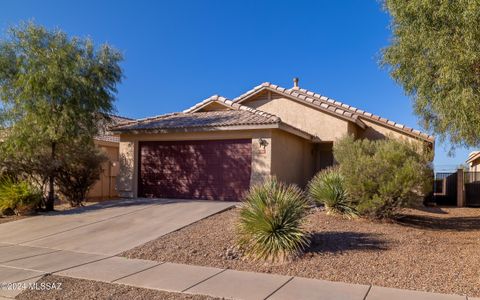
[236,179,310,262]
[308,168,357,218]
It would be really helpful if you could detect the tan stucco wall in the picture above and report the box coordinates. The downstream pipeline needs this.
[358,119,423,145]
[244,94,351,141]
[271,130,315,188]
[118,140,136,198]
[88,141,120,199]
[117,129,273,198]
[243,92,432,149]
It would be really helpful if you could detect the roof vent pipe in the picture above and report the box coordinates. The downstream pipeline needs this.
[293,77,299,89]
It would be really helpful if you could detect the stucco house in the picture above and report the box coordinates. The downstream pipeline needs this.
[466,151,480,172]
[112,79,434,201]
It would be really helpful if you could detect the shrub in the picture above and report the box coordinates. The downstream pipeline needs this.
[308,168,357,218]
[56,143,107,206]
[236,179,310,262]
[0,177,42,215]
[334,136,433,219]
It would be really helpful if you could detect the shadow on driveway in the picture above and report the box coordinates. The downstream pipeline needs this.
[43,198,214,216]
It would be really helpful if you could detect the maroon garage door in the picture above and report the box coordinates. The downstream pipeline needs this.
[138,139,252,201]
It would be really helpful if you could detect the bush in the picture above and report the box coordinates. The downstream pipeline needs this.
[236,179,310,262]
[56,143,107,206]
[0,178,42,215]
[308,168,357,218]
[334,136,433,219]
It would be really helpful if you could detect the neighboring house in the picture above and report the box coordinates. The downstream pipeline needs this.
[0,114,132,201]
[88,115,133,200]
[466,151,480,172]
[112,79,435,201]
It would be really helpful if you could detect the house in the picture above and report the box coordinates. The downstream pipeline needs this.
[87,115,132,200]
[112,79,434,201]
[466,151,480,172]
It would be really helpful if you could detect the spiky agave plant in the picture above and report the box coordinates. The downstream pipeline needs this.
[308,168,357,218]
[236,179,310,262]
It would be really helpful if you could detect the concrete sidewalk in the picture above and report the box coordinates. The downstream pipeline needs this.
[0,245,473,300]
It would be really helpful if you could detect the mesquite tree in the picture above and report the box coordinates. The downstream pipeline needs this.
[0,22,122,210]
[382,0,480,147]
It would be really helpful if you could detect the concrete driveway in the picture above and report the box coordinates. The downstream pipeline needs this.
[0,198,234,255]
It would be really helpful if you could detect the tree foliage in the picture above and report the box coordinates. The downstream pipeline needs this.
[56,141,107,207]
[334,136,433,219]
[382,0,480,147]
[0,22,122,209]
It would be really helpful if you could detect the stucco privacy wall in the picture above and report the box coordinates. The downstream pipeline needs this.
[271,130,314,188]
[117,129,273,198]
[243,93,351,141]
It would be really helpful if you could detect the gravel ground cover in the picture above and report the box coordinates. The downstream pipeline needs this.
[17,275,219,300]
[122,206,480,297]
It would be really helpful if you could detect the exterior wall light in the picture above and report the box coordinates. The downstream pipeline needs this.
[259,138,269,150]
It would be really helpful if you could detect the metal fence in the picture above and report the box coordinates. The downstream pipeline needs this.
[465,172,480,207]
[433,172,457,206]
[432,171,480,206]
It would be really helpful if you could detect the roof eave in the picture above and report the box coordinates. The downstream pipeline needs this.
[113,124,280,135]
[466,152,480,164]
[234,85,367,129]
[358,116,435,144]
[113,122,315,141]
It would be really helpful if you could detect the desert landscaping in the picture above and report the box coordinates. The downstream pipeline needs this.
[122,206,480,297]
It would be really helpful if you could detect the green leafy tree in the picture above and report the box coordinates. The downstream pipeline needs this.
[334,136,433,219]
[382,0,480,147]
[0,22,122,210]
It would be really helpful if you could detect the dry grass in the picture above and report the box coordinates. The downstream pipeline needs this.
[122,206,480,297]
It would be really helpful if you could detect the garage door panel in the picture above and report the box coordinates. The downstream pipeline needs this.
[139,139,252,201]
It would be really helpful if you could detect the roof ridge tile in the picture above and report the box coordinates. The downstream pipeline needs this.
[232,83,434,142]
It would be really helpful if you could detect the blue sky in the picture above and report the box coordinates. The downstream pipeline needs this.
[0,0,473,170]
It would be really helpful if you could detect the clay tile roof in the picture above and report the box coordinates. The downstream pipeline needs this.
[294,87,435,142]
[183,95,280,121]
[112,95,281,132]
[233,83,367,129]
[233,82,434,142]
[95,114,133,143]
[110,110,280,132]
